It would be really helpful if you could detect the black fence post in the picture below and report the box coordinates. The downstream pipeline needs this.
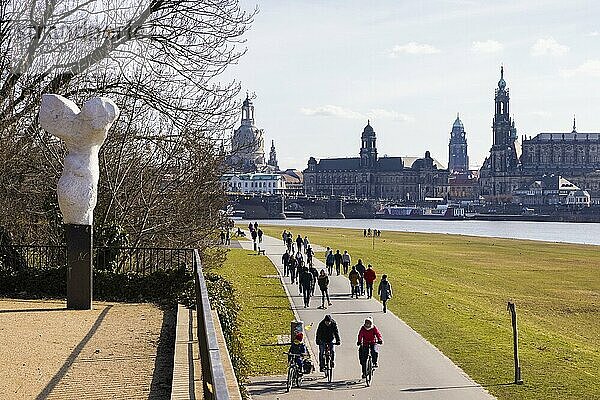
[507,301,524,384]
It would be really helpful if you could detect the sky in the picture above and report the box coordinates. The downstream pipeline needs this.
[220,0,600,171]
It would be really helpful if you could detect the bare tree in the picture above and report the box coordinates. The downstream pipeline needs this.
[0,0,255,246]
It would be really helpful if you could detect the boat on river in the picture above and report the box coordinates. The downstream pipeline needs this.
[376,205,466,220]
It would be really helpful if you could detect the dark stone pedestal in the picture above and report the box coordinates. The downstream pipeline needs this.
[65,224,93,310]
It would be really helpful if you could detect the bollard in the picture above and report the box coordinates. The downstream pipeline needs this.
[507,302,524,384]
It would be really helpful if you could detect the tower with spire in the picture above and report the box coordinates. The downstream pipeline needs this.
[360,120,378,168]
[267,140,279,170]
[230,93,266,172]
[448,113,469,173]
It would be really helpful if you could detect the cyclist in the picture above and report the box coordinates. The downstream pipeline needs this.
[288,332,308,374]
[316,314,341,372]
[357,317,383,378]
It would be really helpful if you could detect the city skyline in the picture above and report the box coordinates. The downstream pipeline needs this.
[221,0,600,171]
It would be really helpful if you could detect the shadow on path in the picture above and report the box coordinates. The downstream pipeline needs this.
[0,307,67,313]
[248,375,365,396]
[148,306,177,399]
[401,382,516,392]
[35,305,113,400]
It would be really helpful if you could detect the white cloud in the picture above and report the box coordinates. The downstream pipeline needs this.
[586,31,599,37]
[388,42,441,57]
[300,105,412,122]
[471,40,504,53]
[531,38,569,56]
[561,60,600,78]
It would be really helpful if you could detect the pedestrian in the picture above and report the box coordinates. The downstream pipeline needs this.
[282,250,290,276]
[253,221,258,231]
[367,228,371,236]
[282,230,287,244]
[317,270,331,308]
[299,266,313,307]
[251,229,258,250]
[355,259,366,296]
[342,250,351,275]
[296,234,303,254]
[363,228,367,237]
[334,250,342,276]
[306,245,314,267]
[220,231,225,245]
[248,222,253,232]
[303,236,309,253]
[257,228,263,243]
[286,235,293,253]
[364,264,376,299]
[289,256,297,284]
[326,249,335,276]
[378,274,393,313]
[309,264,319,296]
[225,230,230,245]
[349,266,360,298]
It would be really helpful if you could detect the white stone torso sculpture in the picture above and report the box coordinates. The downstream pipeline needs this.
[39,94,119,225]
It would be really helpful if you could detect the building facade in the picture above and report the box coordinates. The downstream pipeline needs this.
[221,173,285,194]
[303,122,448,201]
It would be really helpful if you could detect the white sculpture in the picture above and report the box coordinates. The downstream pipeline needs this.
[39,94,119,225]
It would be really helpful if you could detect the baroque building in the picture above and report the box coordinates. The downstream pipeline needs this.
[479,67,600,200]
[448,114,469,173]
[229,95,266,172]
[303,121,447,201]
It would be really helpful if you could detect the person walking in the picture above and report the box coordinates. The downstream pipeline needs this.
[282,230,287,244]
[286,234,293,253]
[299,266,314,308]
[289,256,297,284]
[253,221,258,231]
[355,259,366,296]
[306,245,314,267]
[220,231,225,245]
[317,270,331,308]
[342,250,351,275]
[303,236,309,253]
[326,249,335,276]
[282,250,291,277]
[225,230,230,245]
[363,228,367,237]
[334,250,342,276]
[309,264,319,296]
[257,228,263,243]
[296,234,304,254]
[378,274,393,313]
[348,266,360,298]
[364,264,376,299]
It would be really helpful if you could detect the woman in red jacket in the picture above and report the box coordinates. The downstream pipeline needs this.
[357,317,383,378]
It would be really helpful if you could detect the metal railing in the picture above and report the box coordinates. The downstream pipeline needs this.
[193,249,231,400]
[1,245,194,275]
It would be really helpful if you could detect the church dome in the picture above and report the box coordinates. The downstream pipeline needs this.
[362,120,375,137]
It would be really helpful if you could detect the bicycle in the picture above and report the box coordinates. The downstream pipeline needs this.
[323,342,338,383]
[360,343,379,387]
[284,352,306,392]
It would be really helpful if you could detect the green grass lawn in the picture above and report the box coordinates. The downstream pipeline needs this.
[257,224,599,400]
[217,248,294,376]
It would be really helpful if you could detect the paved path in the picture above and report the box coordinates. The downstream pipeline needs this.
[241,234,495,400]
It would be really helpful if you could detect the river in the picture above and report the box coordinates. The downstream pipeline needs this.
[247,219,600,246]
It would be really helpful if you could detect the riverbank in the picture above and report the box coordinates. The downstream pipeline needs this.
[254,224,600,400]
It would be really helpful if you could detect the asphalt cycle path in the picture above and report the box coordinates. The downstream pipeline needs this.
[242,233,496,400]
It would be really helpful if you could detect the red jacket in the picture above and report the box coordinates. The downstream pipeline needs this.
[364,268,376,283]
[358,326,382,346]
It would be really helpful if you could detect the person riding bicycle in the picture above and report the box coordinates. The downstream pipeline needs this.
[316,314,341,372]
[357,317,383,378]
[288,332,308,374]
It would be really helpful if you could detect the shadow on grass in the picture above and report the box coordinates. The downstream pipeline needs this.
[35,305,113,400]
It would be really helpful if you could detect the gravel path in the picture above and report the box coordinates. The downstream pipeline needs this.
[0,298,175,400]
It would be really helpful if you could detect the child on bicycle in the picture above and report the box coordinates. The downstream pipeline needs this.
[289,332,308,374]
[357,317,383,378]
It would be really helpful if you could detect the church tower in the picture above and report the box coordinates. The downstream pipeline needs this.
[360,120,378,168]
[267,140,279,170]
[448,113,469,173]
[230,94,266,171]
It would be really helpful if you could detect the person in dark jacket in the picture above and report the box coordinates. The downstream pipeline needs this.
[296,234,304,253]
[309,265,319,296]
[355,259,366,296]
[325,249,335,276]
[257,228,263,243]
[334,250,342,276]
[282,250,290,276]
[316,314,341,371]
[299,267,314,307]
[317,269,331,308]
[378,274,393,313]
[288,256,297,284]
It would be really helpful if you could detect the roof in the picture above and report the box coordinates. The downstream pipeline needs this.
[526,133,600,142]
[280,169,304,183]
[377,157,404,171]
[316,158,361,171]
[402,156,446,169]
